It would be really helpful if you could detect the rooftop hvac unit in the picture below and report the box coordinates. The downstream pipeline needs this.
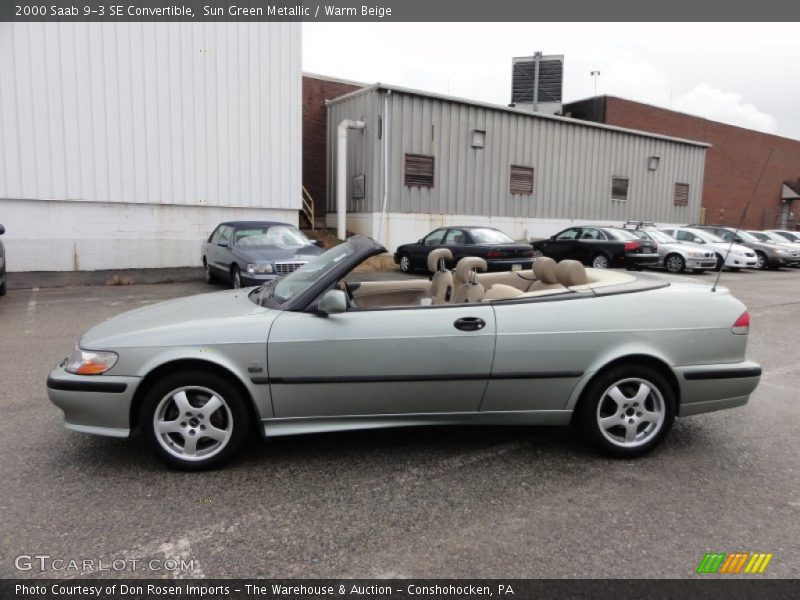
[511,53,564,115]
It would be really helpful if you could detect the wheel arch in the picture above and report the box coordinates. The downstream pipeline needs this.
[129,358,265,435]
[567,352,681,419]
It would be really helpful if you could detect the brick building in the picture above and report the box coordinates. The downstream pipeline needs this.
[302,73,363,226]
[564,96,800,230]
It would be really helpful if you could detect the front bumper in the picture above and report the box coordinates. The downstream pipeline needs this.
[240,272,280,286]
[47,365,141,437]
[675,360,761,417]
[724,255,758,268]
[685,257,717,270]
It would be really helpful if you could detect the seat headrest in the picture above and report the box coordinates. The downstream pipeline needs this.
[533,256,558,284]
[556,260,589,287]
[427,247,453,272]
[454,257,487,283]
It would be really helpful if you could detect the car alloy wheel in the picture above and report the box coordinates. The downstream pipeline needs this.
[665,254,685,273]
[153,386,233,462]
[399,254,411,273]
[579,365,675,457]
[532,249,544,258]
[591,254,610,269]
[141,371,250,470]
[596,378,665,448]
[231,266,242,289]
[755,251,767,270]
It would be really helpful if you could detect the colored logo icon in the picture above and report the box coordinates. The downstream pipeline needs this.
[696,552,773,574]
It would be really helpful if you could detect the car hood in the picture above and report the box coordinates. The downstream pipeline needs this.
[233,244,323,261]
[80,289,273,349]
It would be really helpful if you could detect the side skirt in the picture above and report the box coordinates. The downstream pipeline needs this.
[261,410,573,438]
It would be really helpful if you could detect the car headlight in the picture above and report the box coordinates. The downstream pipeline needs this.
[775,249,788,256]
[64,347,118,375]
[688,251,703,258]
[246,263,273,274]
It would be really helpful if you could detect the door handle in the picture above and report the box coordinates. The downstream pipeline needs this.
[454,317,486,332]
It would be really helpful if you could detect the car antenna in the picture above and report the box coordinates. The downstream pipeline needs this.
[711,148,774,293]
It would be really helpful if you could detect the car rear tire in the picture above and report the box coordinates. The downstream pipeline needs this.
[140,371,251,471]
[579,364,676,458]
[755,251,767,270]
[0,268,6,296]
[664,254,685,273]
[398,253,412,273]
[531,249,544,258]
[231,265,242,289]
[203,258,216,284]
[591,254,610,269]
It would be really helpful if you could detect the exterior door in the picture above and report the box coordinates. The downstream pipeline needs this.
[209,225,233,275]
[442,228,471,264]
[413,228,447,268]
[267,304,497,418]
[542,227,582,261]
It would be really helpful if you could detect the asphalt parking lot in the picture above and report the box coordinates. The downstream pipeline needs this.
[1,268,798,579]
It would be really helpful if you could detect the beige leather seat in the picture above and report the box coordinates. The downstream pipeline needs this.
[527,257,562,291]
[452,257,487,303]
[483,284,524,301]
[427,247,454,305]
[555,260,589,287]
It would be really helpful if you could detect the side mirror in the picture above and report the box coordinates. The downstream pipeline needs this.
[0,224,4,235]
[694,238,703,244]
[418,239,424,244]
[317,289,347,315]
[733,236,742,243]
[309,239,320,246]
[218,241,229,248]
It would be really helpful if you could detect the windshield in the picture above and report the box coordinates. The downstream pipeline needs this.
[610,229,639,240]
[235,225,310,247]
[689,229,724,243]
[774,231,800,242]
[748,231,770,242]
[266,243,356,304]
[733,230,759,243]
[469,228,515,244]
[643,229,675,244]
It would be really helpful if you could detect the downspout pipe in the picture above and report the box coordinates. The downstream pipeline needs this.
[337,119,366,241]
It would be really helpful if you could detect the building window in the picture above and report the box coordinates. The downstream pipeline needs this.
[611,176,629,201]
[352,174,366,199]
[404,154,435,188]
[674,183,690,206]
[510,165,534,195]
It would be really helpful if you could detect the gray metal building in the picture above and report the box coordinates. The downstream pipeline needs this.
[326,84,709,251]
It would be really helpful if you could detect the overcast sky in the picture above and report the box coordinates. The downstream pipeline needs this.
[303,22,799,140]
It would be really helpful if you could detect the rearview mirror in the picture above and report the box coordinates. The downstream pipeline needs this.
[317,289,347,315]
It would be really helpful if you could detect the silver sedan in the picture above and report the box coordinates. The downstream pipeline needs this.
[47,237,761,470]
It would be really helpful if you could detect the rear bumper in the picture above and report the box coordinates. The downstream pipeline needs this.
[685,258,717,270]
[46,365,140,437]
[619,253,660,268]
[486,258,534,272]
[675,361,761,417]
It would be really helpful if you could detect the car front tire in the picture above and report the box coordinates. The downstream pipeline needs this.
[579,364,676,458]
[754,251,767,270]
[398,253,412,273]
[203,258,216,284]
[231,265,242,289]
[664,254,685,273]
[0,267,6,296]
[140,371,251,471]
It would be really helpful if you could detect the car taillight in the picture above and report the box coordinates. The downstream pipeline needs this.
[731,311,750,335]
[523,250,534,257]
[624,241,639,251]
[486,250,504,258]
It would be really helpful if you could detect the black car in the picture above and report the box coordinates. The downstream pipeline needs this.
[394,226,534,273]
[202,221,323,288]
[0,224,6,296]
[531,226,660,270]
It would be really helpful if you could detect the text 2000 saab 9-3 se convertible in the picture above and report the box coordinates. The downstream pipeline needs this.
[47,236,761,470]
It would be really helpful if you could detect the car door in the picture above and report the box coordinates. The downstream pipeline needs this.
[209,225,234,274]
[442,228,472,265]
[541,227,582,261]
[267,304,497,418]
[411,228,446,267]
[573,227,606,263]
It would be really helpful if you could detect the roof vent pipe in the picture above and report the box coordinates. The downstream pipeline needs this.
[337,119,366,241]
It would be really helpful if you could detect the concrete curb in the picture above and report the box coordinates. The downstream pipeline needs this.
[7,267,204,290]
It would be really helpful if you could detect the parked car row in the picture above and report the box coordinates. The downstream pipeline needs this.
[197,220,800,291]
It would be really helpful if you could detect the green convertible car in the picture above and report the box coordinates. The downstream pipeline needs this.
[47,236,761,470]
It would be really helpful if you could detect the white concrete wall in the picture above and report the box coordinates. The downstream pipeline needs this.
[328,212,686,253]
[0,22,302,271]
[3,199,297,272]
